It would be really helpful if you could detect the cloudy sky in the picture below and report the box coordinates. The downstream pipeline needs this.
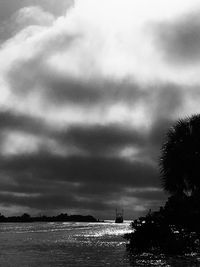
[0,0,200,219]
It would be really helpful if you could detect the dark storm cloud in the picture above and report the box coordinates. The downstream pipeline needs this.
[0,111,173,216]
[0,153,160,187]
[0,169,122,213]
[139,82,185,161]
[45,77,104,105]
[0,106,176,210]
[0,98,178,217]
[44,75,149,106]
[0,110,145,155]
[0,151,161,214]
[147,117,174,156]
[7,58,148,106]
[0,109,172,159]
[128,189,167,202]
[6,33,80,96]
[133,120,174,169]
[0,192,110,211]
[0,110,48,135]
[59,123,146,154]
[153,83,184,118]
[7,52,186,109]
[0,81,184,217]
[154,11,200,64]
[0,154,161,216]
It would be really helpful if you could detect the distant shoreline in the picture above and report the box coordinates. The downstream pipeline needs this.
[0,213,101,223]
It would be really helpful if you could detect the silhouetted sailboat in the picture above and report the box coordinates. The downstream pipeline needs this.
[115,209,123,223]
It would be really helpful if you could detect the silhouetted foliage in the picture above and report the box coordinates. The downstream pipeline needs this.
[126,114,200,254]
[125,205,200,254]
[160,114,200,196]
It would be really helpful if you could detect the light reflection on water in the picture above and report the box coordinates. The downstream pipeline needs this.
[1,222,200,266]
[128,253,200,267]
[0,221,132,267]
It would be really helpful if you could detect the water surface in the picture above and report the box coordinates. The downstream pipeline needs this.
[0,221,132,267]
[1,221,200,266]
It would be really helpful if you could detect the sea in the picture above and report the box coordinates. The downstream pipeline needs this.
[1,221,200,267]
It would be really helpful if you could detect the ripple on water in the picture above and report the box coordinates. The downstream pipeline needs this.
[3,222,200,266]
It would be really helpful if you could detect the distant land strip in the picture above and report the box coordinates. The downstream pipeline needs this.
[0,213,99,223]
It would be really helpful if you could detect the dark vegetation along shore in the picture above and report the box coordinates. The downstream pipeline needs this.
[0,213,98,223]
[125,114,200,255]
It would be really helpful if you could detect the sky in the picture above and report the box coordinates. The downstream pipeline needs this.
[0,0,200,219]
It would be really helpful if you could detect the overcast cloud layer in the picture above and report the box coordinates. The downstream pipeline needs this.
[0,0,200,219]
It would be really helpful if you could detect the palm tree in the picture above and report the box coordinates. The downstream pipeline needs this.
[160,114,200,196]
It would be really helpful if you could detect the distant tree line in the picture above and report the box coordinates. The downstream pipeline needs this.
[0,212,98,223]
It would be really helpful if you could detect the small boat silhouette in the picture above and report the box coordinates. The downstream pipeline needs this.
[115,209,123,223]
